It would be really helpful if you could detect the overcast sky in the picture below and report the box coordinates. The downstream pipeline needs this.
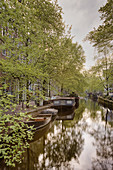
[58,0,107,69]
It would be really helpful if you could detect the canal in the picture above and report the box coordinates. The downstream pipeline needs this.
[1,99,113,170]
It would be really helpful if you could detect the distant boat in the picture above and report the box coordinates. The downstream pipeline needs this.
[51,97,76,110]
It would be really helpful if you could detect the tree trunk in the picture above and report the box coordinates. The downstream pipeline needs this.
[61,84,63,96]
[43,80,46,97]
[26,80,30,108]
[49,80,51,97]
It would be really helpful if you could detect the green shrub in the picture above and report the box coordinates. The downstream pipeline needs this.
[0,86,34,167]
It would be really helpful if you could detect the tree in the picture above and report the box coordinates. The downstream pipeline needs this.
[0,0,86,100]
[87,54,113,95]
[83,70,103,95]
[85,0,113,96]
[86,0,113,52]
[48,36,86,95]
[0,0,65,106]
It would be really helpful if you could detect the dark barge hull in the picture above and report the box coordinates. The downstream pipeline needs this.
[51,97,76,111]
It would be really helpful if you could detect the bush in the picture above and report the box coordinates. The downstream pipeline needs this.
[0,86,34,167]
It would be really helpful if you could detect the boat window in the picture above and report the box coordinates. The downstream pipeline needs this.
[67,100,72,104]
[54,101,59,104]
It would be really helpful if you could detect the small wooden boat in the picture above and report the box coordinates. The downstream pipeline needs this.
[24,114,52,142]
[51,97,76,110]
[28,108,58,122]
[39,108,58,121]
[24,115,50,128]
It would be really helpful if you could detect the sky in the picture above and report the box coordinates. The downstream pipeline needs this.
[58,0,107,70]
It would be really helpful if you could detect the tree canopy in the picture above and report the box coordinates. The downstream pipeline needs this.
[0,0,86,100]
[86,0,113,52]
[85,0,113,96]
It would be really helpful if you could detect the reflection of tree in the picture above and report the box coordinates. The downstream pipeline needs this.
[1,120,84,170]
[89,126,113,170]
[73,102,85,123]
[101,108,113,127]
[105,109,113,128]
[36,121,84,169]
[0,100,87,170]
[85,99,102,120]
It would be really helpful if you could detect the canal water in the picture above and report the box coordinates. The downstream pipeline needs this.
[0,99,113,170]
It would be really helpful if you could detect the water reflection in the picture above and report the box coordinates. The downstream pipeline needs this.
[88,115,113,170]
[1,99,113,170]
[86,102,113,170]
[34,121,84,169]
[90,127,113,170]
[105,109,113,126]
[56,109,75,120]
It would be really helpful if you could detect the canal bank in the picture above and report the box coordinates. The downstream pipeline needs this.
[98,96,113,110]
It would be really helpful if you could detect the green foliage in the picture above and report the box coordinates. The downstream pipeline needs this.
[86,55,113,95]
[49,37,86,94]
[0,0,86,101]
[84,70,104,93]
[85,0,113,96]
[0,87,34,167]
[86,0,113,51]
[73,102,85,123]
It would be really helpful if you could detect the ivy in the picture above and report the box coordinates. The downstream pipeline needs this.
[0,87,34,167]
